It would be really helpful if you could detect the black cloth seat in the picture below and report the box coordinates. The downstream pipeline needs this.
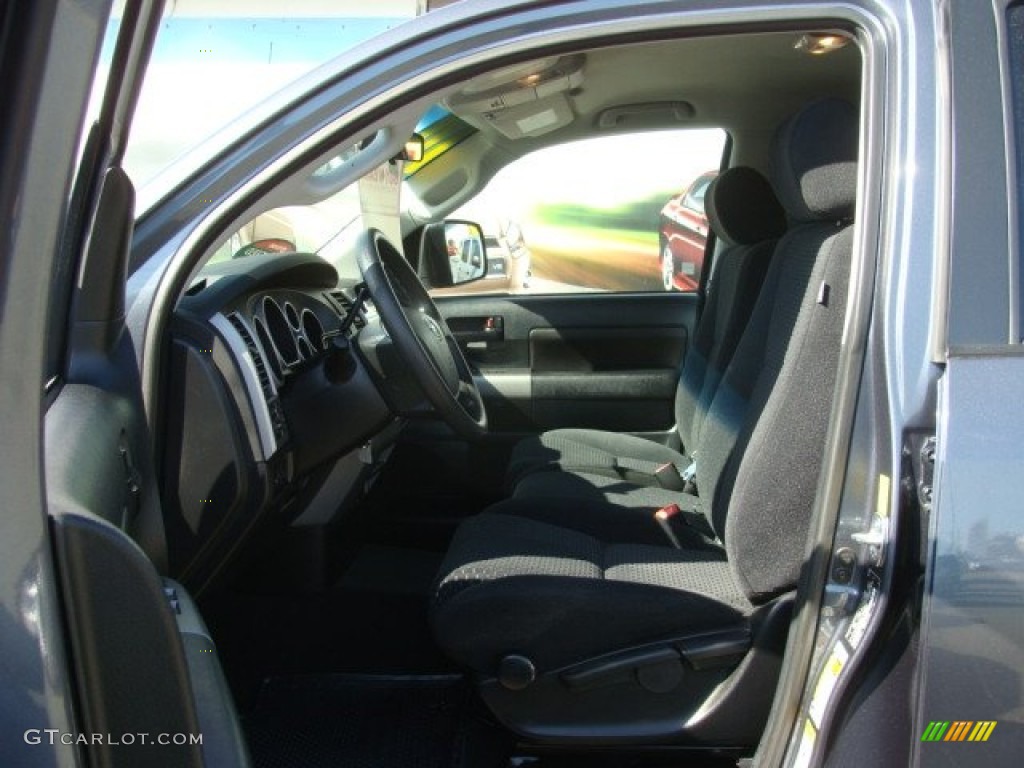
[506,167,785,491]
[483,493,715,549]
[433,513,748,674]
[513,463,694,510]
[430,98,859,747]
[508,428,690,490]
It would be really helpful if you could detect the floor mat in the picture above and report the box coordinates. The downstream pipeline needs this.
[245,675,485,768]
[205,543,459,708]
[338,544,444,595]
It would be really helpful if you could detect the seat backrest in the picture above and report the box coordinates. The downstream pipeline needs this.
[674,167,786,456]
[695,98,859,602]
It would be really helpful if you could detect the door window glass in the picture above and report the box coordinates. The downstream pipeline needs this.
[434,128,726,295]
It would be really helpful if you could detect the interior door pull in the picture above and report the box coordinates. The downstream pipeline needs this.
[448,315,504,343]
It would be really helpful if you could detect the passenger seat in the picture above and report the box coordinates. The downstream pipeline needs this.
[429,100,859,747]
[506,167,786,493]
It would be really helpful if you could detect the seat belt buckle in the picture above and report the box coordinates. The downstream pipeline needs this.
[654,462,686,491]
[655,504,683,549]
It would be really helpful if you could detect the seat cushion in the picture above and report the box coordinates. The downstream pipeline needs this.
[487,494,716,549]
[506,428,687,489]
[431,514,750,673]
[512,468,698,511]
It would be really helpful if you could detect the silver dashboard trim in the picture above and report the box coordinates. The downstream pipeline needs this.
[210,312,279,459]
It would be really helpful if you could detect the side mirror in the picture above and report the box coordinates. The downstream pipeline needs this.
[418,220,487,287]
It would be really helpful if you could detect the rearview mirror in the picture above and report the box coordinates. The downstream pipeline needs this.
[417,220,487,288]
[400,133,425,162]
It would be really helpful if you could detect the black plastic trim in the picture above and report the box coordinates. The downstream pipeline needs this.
[50,513,203,768]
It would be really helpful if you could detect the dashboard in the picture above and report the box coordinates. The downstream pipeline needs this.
[162,251,394,591]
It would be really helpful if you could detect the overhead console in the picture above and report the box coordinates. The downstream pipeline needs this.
[446,55,585,139]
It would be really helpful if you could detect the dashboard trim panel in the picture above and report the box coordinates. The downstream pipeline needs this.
[210,312,279,459]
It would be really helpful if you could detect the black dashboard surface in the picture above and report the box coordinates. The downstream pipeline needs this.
[164,252,391,590]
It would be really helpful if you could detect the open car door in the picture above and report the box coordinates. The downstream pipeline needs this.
[0,1,248,765]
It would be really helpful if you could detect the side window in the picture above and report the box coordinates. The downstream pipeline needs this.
[435,128,726,296]
[205,183,363,275]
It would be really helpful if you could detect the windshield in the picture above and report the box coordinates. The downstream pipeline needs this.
[110,1,419,189]
[203,183,363,271]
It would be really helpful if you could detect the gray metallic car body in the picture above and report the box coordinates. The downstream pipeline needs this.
[1,0,1022,765]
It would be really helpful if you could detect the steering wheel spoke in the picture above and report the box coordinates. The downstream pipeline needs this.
[356,229,488,439]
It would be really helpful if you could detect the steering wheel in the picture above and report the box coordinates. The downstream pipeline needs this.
[356,228,488,439]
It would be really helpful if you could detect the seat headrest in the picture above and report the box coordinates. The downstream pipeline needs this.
[705,166,787,246]
[770,98,859,223]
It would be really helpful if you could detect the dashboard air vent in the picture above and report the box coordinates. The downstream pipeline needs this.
[327,290,365,329]
[226,313,275,399]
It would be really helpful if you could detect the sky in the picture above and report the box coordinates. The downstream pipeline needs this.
[99,2,724,213]
[95,8,418,186]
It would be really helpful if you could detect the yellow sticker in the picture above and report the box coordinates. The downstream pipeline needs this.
[876,473,891,519]
[808,641,849,728]
[792,719,818,768]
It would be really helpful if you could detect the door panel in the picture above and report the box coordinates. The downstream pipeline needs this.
[916,357,1024,768]
[529,327,685,371]
[437,292,697,433]
[37,2,251,763]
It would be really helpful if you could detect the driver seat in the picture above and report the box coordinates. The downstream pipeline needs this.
[429,98,859,747]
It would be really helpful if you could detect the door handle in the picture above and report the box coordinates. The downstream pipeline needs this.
[448,315,504,344]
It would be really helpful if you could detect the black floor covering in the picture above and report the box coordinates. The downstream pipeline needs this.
[245,675,511,768]
[204,543,456,705]
[209,538,741,768]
